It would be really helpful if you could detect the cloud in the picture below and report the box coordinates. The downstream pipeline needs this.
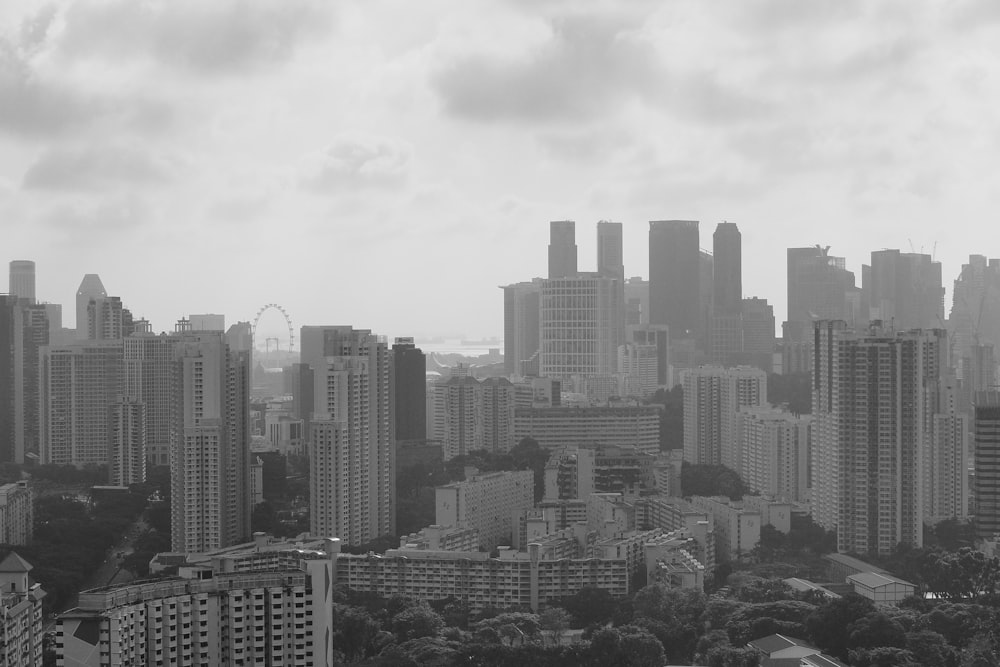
[39,194,148,240]
[432,12,661,122]
[0,36,97,136]
[299,135,413,194]
[59,0,335,74]
[23,143,176,191]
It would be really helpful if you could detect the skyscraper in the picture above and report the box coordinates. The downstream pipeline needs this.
[75,274,107,339]
[393,337,427,441]
[649,221,700,338]
[812,322,947,555]
[785,247,860,339]
[974,391,1000,541]
[501,280,542,377]
[597,221,624,281]
[865,249,944,330]
[109,398,146,487]
[0,297,14,463]
[8,261,35,303]
[303,325,394,545]
[170,330,251,553]
[539,273,624,399]
[433,376,482,460]
[13,303,49,463]
[712,222,742,315]
[548,221,577,279]
[40,339,124,468]
[123,333,183,467]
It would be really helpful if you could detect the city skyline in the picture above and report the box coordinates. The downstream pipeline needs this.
[3,1,1000,340]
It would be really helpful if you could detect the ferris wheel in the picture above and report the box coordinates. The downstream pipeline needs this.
[252,303,295,353]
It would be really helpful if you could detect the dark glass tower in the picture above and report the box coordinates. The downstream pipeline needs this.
[393,337,427,441]
[548,221,577,279]
[712,222,742,315]
[649,220,700,338]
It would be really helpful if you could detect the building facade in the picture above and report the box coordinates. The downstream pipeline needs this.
[435,469,534,551]
[515,405,661,456]
[681,365,767,468]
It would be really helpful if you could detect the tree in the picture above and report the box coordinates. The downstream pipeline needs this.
[848,647,918,667]
[704,646,762,667]
[509,437,550,503]
[587,625,665,667]
[681,463,747,500]
[554,587,618,628]
[806,594,877,660]
[847,612,907,651]
[920,548,1000,601]
[392,604,445,641]
[333,604,382,662]
[540,607,570,646]
[905,630,958,667]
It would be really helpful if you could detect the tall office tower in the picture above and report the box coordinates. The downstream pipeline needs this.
[124,333,182,466]
[597,221,624,281]
[302,326,394,546]
[502,279,542,377]
[393,337,426,441]
[712,223,742,315]
[785,247,860,342]
[433,376,483,460]
[681,366,767,468]
[950,255,1000,374]
[812,322,946,555]
[40,339,124,468]
[75,274,107,339]
[109,398,146,486]
[739,297,776,371]
[8,261,35,303]
[865,249,944,330]
[539,273,624,400]
[649,221,700,338]
[974,391,1000,541]
[624,277,649,326]
[739,407,811,502]
[548,220,577,279]
[13,303,49,463]
[709,222,743,365]
[482,377,516,453]
[0,297,14,463]
[170,331,251,553]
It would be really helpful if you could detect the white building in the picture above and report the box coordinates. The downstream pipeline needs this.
[57,536,335,666]
[170,330,251,554]
[515,405,661,456]
[436,469,533,552]
[738,407,811,502]
[0,552,44,667]
[109,398,146,486]
[40,339,123,468]
[124,332,185,467]
[681,365,767,467]
[689,495,761,562]
[303,326,394,546]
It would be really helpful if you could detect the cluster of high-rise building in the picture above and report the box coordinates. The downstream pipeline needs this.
[10,222,1000,658]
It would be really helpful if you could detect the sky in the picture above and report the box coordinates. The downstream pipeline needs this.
[3,0,1000,346]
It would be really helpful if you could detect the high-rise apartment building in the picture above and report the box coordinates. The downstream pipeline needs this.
[170,330,251,553]
[13,303,49,463]
[0,481,33,545]
[0,553,44,666]
[8,260,35,303]
[865,249,944,330]
[681,366,767,468]
[812,322,949,555]
[109,398,146,487]
[433,376,483,460]
[123,333,183,466]
[75,274,107,339]
[649,221,700,338]
[482,377,516,453]
[515,405,661,456]
[303,325,394,546]
[393,337,426,441]
[502,279,542,377]
[86,295,133,340]
[0,296,14,463]
[738,407,811,502]
[40,339,124,468]
[974,391,1000,541]
[548,220,578,279]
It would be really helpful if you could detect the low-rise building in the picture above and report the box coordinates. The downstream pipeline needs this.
[398,525,480,552]
[689,496,761,562]
[515,405,661,456]
[847,572,916,605]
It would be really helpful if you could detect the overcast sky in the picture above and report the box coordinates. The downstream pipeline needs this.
[3,0,1000,344]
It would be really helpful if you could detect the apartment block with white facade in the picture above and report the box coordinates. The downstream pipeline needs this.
[435,469,533,552]
[0,481,33,545]
[738,407,811,502]
[681,365,766,467]
[515,405,661,456]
